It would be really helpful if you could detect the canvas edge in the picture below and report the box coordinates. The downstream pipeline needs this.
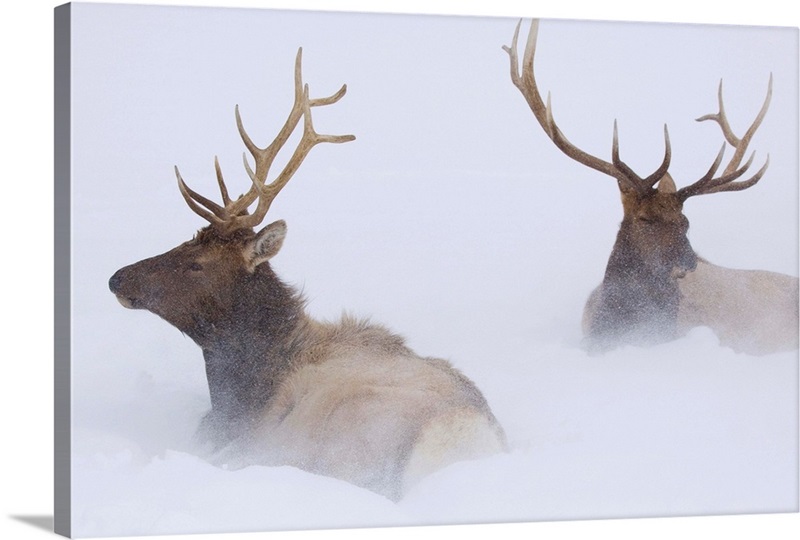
[47,3,800,538]
[54,2,72,538]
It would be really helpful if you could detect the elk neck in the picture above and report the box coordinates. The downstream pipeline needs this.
[605,220,682,302]
[588,216,683,345]
[197,262,306,430]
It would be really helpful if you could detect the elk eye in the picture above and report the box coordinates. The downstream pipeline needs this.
[188,262,203,272]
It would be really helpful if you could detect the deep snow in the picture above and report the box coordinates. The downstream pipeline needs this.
[72,329,797,536]
[66,4,798,537]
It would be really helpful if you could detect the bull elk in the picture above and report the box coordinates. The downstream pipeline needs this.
[109,49,506,500]
[504,20,798,354]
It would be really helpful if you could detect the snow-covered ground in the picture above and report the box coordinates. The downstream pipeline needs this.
[67,4,798,537]
[71,329,797,536]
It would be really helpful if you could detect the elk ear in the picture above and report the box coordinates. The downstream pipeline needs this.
[657,173,677,193]
[246,220,287,270]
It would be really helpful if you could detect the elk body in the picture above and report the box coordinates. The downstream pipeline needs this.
[675,259,799,354]
[109,50,506,501]
[504,20,799,354]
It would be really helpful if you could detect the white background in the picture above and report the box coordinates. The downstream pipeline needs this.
[2,1,799,540]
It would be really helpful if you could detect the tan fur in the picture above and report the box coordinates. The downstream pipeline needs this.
[207,315,507,500]
[402,409,506,493]
[676,259,799,355]
[583,261,799,355]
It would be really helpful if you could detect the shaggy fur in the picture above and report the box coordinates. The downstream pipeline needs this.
[677,258,799,355]
[110,221,507,500]
[582,181,697,351]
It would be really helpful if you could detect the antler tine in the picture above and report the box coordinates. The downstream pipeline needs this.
[678,142,727,199]
[226,49,306,219]
[175,166,226,225]
[680,74,772,199]
[679,152,768,200]
[214,156,232,207]
[700,155,769,195]
[501,21,525,105]
[504,19,671,194]
[610,121,672,195]
[178,47,355,233]
[229,48,354,229]
[696,80,739,147]
[610,120,641,193]
[696,75,772,175]
[503,19,615,177]
[234,82,356,231]
[642,124,672,188]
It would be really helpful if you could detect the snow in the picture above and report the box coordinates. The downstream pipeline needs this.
[66,4,798,538]
[70,328,797,536]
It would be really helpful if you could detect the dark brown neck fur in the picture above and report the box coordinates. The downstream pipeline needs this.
[586,218,681,350]
[195,263,305,447]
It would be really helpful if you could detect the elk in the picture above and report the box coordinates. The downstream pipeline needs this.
[109,49,506,501]
[504,20,798,354]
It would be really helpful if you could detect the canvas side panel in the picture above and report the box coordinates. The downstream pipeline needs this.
[54,3,72,538]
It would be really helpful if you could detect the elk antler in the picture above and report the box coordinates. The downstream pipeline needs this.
[503,19,672,197]
[677,76,772,200]
[175,48,355,234]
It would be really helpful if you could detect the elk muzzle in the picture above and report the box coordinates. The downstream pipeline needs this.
[109,267,138,309]
[671,243,698,278]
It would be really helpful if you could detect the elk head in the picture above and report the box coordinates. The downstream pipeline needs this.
[109,49,355,347]
[503,20,771,346]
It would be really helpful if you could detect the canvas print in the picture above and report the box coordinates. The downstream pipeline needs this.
[55,2,799,538]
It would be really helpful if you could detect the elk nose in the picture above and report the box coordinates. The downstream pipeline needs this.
[108,270,124,293]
